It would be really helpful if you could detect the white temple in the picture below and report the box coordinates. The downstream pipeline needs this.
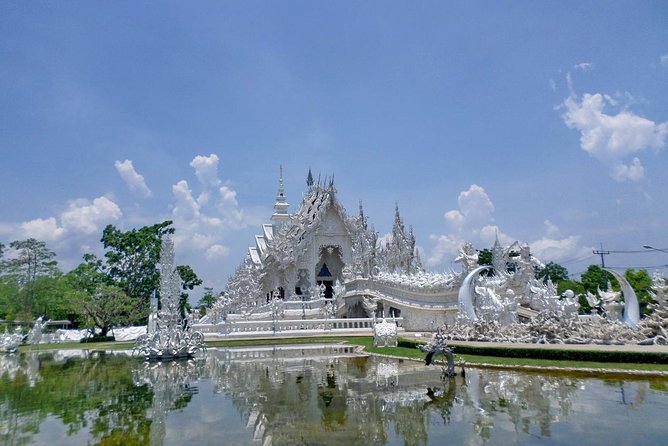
[203,168,666,344]
[206,169,461,331]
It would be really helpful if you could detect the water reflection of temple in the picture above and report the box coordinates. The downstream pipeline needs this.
[200,346,586,446]
[2,349,667,445]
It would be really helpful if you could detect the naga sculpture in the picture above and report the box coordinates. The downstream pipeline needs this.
[420,328,463,378]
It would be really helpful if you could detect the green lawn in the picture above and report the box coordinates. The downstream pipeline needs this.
[17,335,668,374]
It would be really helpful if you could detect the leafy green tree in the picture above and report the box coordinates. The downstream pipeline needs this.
[30,274,78,321]
[537,262,570,284]
[176,264,203,317]
[198,287,218,315]
[477,249,492,266]
[625,268,653,315]
[67,253,112,293]
[77,285,140,337]
[0,279,20,319]
[0,238,60,318]
[100,221,174,315]
[580,265,619,294]
[67,222,202,326]
[0,238,59,284]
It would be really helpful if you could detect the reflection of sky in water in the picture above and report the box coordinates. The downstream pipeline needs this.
[1,347,668,445]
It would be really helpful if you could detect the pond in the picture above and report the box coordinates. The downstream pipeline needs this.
[1,344,667,445]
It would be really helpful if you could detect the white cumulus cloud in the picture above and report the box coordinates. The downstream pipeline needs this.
[172,180,201,220]
[427,185,590,269]
[427,184,497,266]
[21,217,65,241]
[190,154,222,188]
[561,91,668,182]
[114,159,152,197]
[168,154,247,269]
[61,196,122,234]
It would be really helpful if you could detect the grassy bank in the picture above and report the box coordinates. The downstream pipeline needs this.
[17,335,668,373]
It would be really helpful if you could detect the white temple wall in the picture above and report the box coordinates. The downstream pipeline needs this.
[391,306,457,331]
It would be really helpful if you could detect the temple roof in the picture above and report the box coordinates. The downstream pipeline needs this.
[248,177,358,271]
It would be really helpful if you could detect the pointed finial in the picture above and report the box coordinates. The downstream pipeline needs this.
[306,168,314,187]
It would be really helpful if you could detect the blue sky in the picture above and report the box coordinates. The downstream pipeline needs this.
[1,1,667,294]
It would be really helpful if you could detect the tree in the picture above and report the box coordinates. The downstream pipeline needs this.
[0,279,20,319]
[0,238,60,317]
[77,285,140,337]
[537,262,570,284]
[67,253,112,294]
[67,222,202,326]
[198,287,218,315]
[580,265,619,294]
[100,221,175,314]
[477,249,492,266]
[176,264,203,317]
[30,274,77,321]
[625,268,653,315]
[0,238,59,284]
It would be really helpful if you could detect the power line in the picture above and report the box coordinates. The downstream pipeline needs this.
[607,249,668,254]
[560,254,596,265]
[602,264,668,270]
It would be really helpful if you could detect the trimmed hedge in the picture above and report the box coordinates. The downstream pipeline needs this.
[80,335,115,343]
[397,338,668,364]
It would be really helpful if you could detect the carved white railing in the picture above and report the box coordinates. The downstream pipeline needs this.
[194,317,403,336]
[346,278,459,304]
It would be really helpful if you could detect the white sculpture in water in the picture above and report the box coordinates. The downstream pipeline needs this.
[420,327,464,378]
[134,237,206,361]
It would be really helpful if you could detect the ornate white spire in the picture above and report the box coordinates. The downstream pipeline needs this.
[306,168,314,188]
[271,165,290,230]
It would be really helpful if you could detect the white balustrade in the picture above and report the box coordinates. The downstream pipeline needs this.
[194,317,403,337]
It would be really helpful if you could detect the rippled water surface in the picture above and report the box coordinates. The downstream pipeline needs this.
[1,345,667,445]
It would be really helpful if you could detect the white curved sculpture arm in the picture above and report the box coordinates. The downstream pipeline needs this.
[603,268,640,327]
[458,266,491,321]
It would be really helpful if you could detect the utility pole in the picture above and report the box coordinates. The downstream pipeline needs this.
[593,243,610,268]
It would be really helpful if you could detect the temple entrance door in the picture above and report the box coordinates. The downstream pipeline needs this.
[315,245,344,300]
[316,279,333,299]
[316,262,334,299]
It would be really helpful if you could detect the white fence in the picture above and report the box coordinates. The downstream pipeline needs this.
[194,317,403,337]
